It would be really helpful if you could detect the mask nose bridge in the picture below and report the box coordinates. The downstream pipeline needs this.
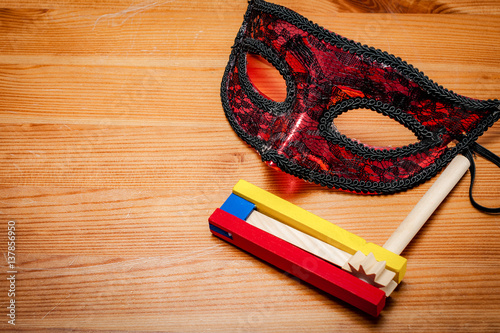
[238,38,342,161]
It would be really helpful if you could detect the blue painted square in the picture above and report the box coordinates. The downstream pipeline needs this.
[220,193,255,221]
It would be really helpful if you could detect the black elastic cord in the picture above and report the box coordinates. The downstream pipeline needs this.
[464,142,500,213]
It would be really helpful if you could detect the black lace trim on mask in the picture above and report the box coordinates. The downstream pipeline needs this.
[319,97,443,160]
[221,0,500,194]
[237,38,297,115]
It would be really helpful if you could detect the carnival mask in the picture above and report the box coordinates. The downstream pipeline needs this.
[221,0,500,195]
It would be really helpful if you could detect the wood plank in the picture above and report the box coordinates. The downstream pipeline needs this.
[0,12,498,126]
[0,0,499,14]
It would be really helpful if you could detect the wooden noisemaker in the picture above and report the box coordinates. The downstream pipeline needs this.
[208,155,472,316]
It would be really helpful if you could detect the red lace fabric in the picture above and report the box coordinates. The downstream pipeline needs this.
[221,0,500,194]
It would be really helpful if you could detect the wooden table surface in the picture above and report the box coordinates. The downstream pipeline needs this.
[1,0,499,331]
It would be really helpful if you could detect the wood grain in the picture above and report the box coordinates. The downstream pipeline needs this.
[0,0,499,331]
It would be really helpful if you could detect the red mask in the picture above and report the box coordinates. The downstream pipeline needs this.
[221,0,500,194]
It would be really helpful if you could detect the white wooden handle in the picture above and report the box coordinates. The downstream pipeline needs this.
[383,154,471,255]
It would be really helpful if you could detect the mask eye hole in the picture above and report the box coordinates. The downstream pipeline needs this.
[333,108,418,149]
[319,98,441,159]
[246,53,287,103]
